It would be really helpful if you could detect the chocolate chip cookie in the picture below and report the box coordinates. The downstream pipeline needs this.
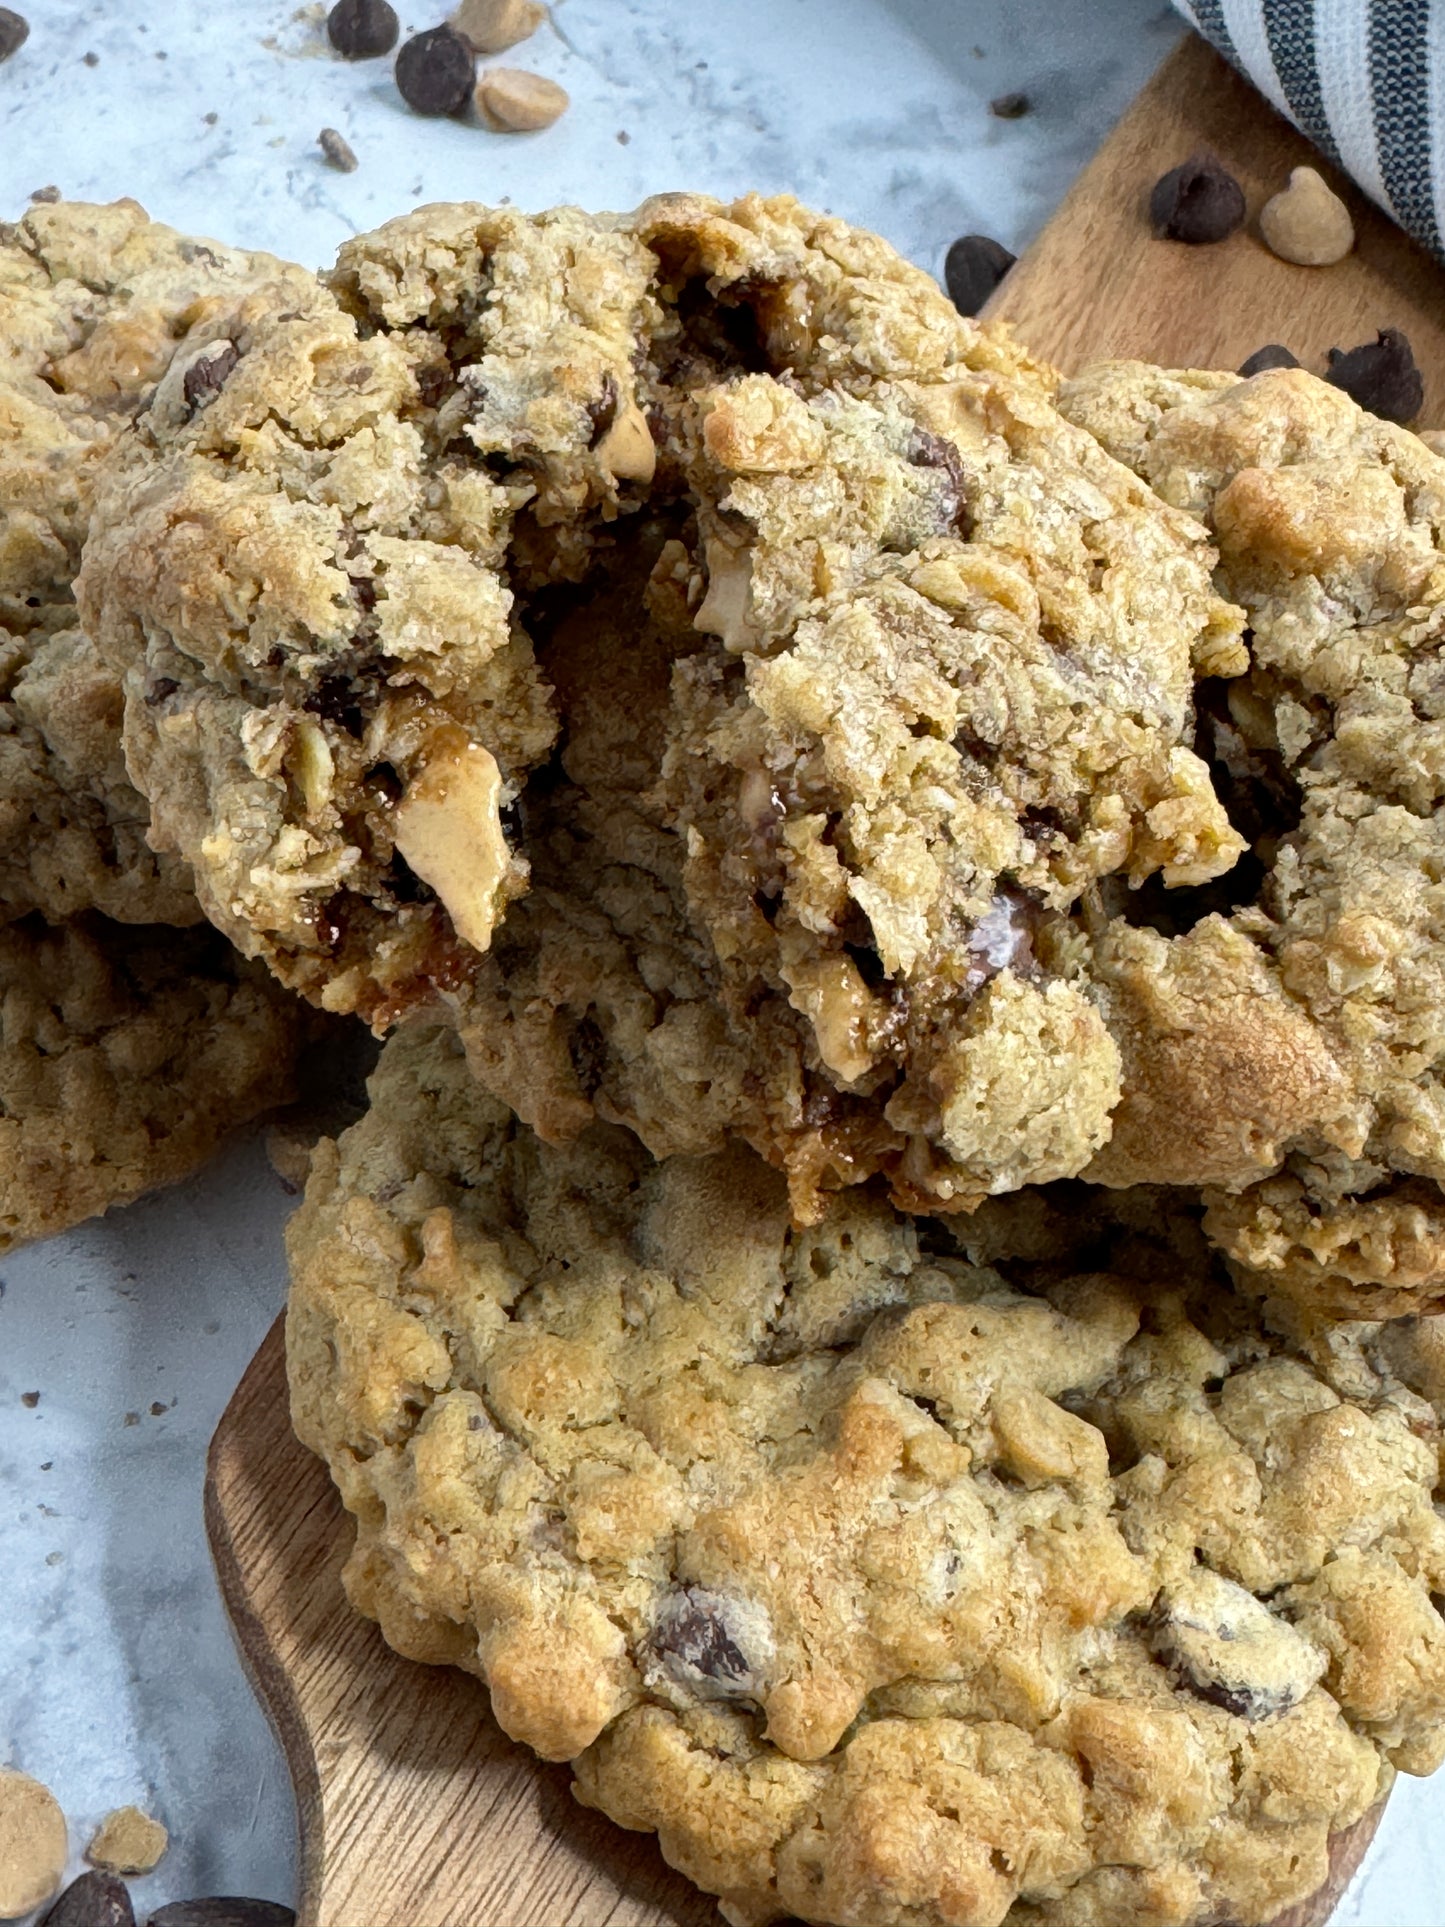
[287,1022,1445,1927]
[1,194,314,926]
[83,194,1249,1210]
[1056,361,1445,1309]
[0,914,307,1249]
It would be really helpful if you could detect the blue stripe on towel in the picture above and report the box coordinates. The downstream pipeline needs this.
[1262,0,1343,162]
[1369,0,1442,251]
[1184,0,1241,67]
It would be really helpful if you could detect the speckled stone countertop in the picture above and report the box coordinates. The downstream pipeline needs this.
[0,2,1440,1920]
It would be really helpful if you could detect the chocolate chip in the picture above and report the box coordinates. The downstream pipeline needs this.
[394,26,475,116]
[989,90,1030,119]
[567,1014,607,1097]
[40,1873,135,1927]
[943,234,1016,317]
[146,1905,295,1927]
[1237,344,1299,377]
[326,0,398,59]
[1325,326,1424,423]
[650,1587,772,1702]
[20,1389,39,1407]
[144,677,181,707]
[652,1589,755,1689]
[182,343,240,414]
[0,8,28,61]
[908,427,971,532]
[30,184,60,204]
[1149,153,1246,244]
[1151,1570,1324,1723]
[587,372,620,447]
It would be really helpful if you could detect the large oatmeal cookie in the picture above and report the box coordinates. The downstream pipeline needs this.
[287,1023,1445,1927]
[1057,363,1445,1255]
[84,195,1245,1205]
[0,196,313,925]
[0,914,308,1249]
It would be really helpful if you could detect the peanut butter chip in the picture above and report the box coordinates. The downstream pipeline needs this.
[0,1769,66,1916]
[1259,166,1354,266]
[452,0,544,54]
[86,1804,168,1875]
[475,66,569,131]
[392,734,511,954]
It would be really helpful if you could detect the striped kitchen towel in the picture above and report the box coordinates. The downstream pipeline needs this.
[1174,0,1445,257]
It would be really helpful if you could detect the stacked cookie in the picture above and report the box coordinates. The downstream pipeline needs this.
[0,199,333,1250]
[32,189,1445,1921]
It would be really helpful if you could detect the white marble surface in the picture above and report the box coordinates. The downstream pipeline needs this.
[0,0,1441,1921]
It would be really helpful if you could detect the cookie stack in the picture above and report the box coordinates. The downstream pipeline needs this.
[18,189,1445,1923]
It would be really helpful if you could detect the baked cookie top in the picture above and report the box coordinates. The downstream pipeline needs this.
[287,1022,1445,1927]
[0,912,307,1251]
[1055,361,1445,1312]
[83,195,1245,1208]
[0,197,313,925]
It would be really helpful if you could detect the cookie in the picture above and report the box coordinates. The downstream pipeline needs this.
[0,914,308,1249]
[287,1021,1445,1927]
[1054,365,1445,1174]
[0,196,314,926]
[81,195,1248,1205]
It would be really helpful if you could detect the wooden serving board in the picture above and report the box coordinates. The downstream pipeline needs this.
[206,31,1445,1927]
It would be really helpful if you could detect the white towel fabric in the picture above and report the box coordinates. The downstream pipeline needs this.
[1174,0,1445,257]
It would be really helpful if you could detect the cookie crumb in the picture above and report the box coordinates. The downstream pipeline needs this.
[203,110,218,125]
[86,1805,167,1876]
[326,0,397,58]
[396,25,475,114]
[266,1122,317,1194]
[21,1389,39,1407]
[452,0,544,55]
[616,129,629,144]
[989,90,1029,118]
[0,8,27,62]
[1260,165,1354,266]
[0,1769,66,1916]
[82,49,98,65]
[29,185,61,204]
[318,126,358,171]
[475,65,568,130]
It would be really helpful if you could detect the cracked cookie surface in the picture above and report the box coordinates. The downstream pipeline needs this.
[0,913,307,1249]
[287,1022,1445,1927]
[84,194,1245,1206]
[1,196,313,926]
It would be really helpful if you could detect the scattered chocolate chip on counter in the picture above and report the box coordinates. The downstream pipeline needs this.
[21,1388,39,1406]
[475,65,569,130]
[146,1904,296,1927]
[1237,342,1300,376]
[82,48,98,65]
[395,24,475,115]
[325,0,398,59]
[40,1871,136,1927]
[87,1807,168,1877]
[1149,152,1246,243]
[452,0,545,55]
[0,6,27,61]
[989,89,1030,118]
[29,185,60,203]
[318,126,359,172]
[942,232,1016,316]
[0,1768,67,1917]
[1325,326,1423,422]
[1259,163,1354,265]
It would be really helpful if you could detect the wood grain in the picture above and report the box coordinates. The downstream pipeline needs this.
[206,31,1418,1927]
[983,33,1445,396]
